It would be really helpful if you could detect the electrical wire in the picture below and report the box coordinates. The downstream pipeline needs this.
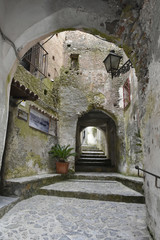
[42,34,54,46]
[0,27,21,61]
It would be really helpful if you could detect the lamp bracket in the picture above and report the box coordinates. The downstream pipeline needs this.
[113,59,133,77]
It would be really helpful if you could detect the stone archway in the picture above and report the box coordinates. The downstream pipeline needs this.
[76,110,118,171]
[1,1,160,238]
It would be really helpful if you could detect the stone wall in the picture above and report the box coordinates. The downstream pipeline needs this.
[43,33,66,80]
[49,30,142,173]
[140,2,160,238]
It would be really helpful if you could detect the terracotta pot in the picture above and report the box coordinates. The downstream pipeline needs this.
[56,162,69,174]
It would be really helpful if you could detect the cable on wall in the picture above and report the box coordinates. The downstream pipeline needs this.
[0,27,21,61]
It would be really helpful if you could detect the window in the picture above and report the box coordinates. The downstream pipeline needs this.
[123,78,130,109]
[70,54,79,70]
[21,43,48,79]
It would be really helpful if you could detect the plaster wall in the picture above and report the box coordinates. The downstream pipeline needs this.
[2,66,57,179]
[135,2,160,239]
[3,104,56,179]
[141,61,160,239]
[142,58,160,240]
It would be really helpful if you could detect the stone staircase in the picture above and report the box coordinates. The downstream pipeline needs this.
[0,172,145,219]
[39,173,145,204]
[76,148,115,172]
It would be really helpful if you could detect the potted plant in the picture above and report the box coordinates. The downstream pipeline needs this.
[49,144,76,174]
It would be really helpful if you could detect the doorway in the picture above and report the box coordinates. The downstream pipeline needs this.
[76,110,118,172]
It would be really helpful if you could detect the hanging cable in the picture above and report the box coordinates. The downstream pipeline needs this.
[42,34,54,46]
[0,27,21,61]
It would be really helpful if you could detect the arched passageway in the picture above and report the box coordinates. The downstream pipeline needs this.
[0,0,149,170]
[76,110,117,172]
[80,127,107,155]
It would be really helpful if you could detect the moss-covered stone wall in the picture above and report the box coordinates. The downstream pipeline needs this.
[52,31,142,173]
[3,66,57,179]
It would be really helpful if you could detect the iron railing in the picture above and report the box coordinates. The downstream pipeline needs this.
[135,165,160,188]
[21,43,48,79]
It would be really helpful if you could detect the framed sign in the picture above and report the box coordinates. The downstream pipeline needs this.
[29,108,49,134]
[18,109,28,121]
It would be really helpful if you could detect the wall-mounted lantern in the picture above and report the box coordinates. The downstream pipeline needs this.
[103,50,133,78]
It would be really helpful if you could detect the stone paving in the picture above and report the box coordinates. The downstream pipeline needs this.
[0,195,151,240]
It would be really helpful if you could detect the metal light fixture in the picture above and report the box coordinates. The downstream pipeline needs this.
[103,50,133,78]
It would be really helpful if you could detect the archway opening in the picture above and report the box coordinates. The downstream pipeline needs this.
[80,126,108,156]
[76,110,118,172]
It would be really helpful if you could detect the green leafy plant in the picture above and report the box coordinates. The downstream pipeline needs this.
[48,144,76,162]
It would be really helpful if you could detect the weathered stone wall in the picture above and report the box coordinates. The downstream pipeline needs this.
[118,69,143,175]
[2,66,57,179]
[139,2,160,239]
[50,30,142,173]
[43,33,66,80]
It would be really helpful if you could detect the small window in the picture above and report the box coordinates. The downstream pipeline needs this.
[123,78,130,109]
[70,54,79,70]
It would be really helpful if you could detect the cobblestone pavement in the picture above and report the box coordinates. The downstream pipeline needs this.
[0,195,151,240]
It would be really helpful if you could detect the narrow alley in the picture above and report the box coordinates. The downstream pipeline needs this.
[1,1,160,239]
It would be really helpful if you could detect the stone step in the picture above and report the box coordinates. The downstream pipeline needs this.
[81,150,104,155]
[39,179,144,204]
[75,165,115,172]
[73,172,144,194]
[81,146,100,151]
[76,161,111,166]
[2,174,65,197]
[0,195,19,218]
[81,154,106,158]
[79,157,110,161]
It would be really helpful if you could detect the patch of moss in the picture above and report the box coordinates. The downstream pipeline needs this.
[121,5,132,19]
[26,152,44,170]
[83,28,120,44]
[7,74,11,85]
[143,93,156,123]
[14,65,57,113]
[15,116,48,141]
[6,166,36,179]
[53,28,76,34]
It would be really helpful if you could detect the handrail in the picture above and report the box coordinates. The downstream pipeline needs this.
[135,165,160,188]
